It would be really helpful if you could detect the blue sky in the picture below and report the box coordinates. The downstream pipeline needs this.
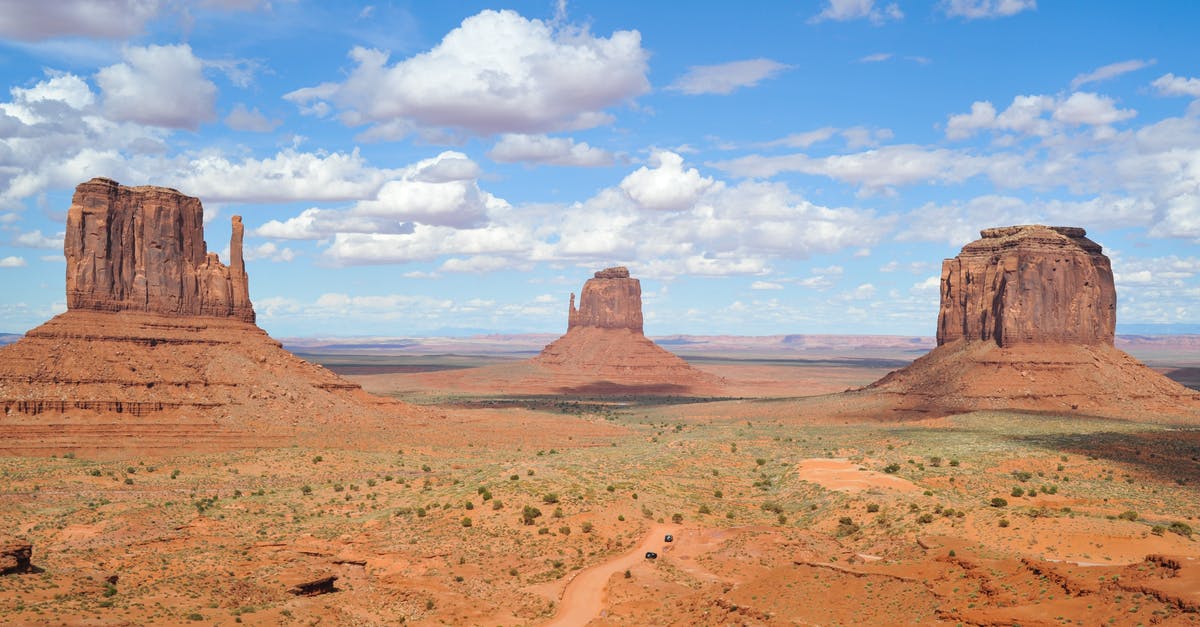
[1,0,1199,338]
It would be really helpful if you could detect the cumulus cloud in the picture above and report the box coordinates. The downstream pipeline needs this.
[243,242,296,262]
[0,255,26,267]
[224,104,281,132]
[620,151,717,211]
[1071,59,1155,90]
[11,229,63,249]
[899,195,1155,245]
[1152,73,1200,98]
[0,0,162,41]
[940,0,1036,19]
[96,44,217,130]
[809,0,903,24]
[667,58,792,95]
[284,9,650,137]
[945,92,1133,140]
[712,145,988,190]
[487,134,614,167]
[750,281,784,290]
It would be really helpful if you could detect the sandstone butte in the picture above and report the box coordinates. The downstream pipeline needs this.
[856,225,1200,420]
[408,267,723,395]
[0,178,421,457]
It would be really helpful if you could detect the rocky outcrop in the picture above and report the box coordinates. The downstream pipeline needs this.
[0,539,33,575]
[568,266,644,332]
[850,225,1199,422]
[65,178,254,322]
[0,178,423,456]
[523,267,721,394]
[937,225,1115,347]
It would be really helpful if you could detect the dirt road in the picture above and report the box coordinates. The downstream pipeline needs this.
[544,523,678,627]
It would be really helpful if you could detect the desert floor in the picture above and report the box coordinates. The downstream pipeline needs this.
[1,348,1199,625]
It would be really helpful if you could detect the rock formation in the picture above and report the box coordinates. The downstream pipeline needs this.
[856,225,1199,420]
[568,266,644,332]
[65,178,254,322]
[524,267,721,394]
[937,225,1115,347]
[0,539,33,575]
[0,178,420,456]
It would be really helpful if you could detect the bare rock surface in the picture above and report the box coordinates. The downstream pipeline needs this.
[65,177,254,322]
[0,539,33,575]
[937,225,1115,347]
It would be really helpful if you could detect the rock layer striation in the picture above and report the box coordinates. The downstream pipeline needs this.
[65,178,254,322]
[937,225,1115,347]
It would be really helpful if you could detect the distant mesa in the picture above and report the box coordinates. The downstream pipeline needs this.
[859,225,1199,420]
[567,266,643,332]
[0,178,414,456]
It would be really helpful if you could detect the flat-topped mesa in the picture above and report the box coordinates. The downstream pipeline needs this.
[936,225,1115,348]
[566,266,644,333]
[65,178,255,322]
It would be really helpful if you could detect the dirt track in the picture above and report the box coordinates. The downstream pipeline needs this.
[546,523,679,626]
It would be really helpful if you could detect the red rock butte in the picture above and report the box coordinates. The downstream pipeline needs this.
[855,225,1199,420]
[0,178,418,456]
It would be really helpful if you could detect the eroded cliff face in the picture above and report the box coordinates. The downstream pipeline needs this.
[936,225,1115,347]
[567,266,644,333]
[65,178,255,322]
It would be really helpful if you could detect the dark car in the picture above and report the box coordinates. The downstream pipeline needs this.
[644,551,658,559]
[664,534,674,543]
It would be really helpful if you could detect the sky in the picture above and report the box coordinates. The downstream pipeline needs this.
[1,0,1199,338]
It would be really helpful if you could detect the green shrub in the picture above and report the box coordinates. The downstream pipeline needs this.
[883,463,901,474]
[543,493,559,504]
[521,505,542,525]
[990,497,1008,508]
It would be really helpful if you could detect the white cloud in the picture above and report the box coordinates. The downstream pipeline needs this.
[96,44,217,130]
[667,58,792,95]
[945,92,1133,140]
[940,0,1036,19]
[11,230,63,249]
[1052,92,1136,126]
[487,134,614,167]
[224,103,282,132]
[0,0,162,41]
[439,255,514,273]
[0,255,26,267]
[764,127,838,148]
[1152,73,1200,98]
[750,281,784,290]
[899,195,1155,245]
[284,9,649,137]
[911,276,940,293]
[1070,59,1155,90]
[620,151,717,211]
[860,53,893,63]
[713,145,987,191]
[810,0,903,24]
[243,242,296,263]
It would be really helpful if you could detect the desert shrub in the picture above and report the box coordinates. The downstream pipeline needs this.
[836,517,860,537]
[510,474,519,481]
[553,507,564,518]
[1011,470,1033,482]
[883,463,901,474]
[124,477,134,485]
[461,517,472,527]
[538,527,550,535]
[990,497,1008,508]
[726,511,735,519]
[917,513,934,524]
[761,501,784,514]
[642,506,653,519]
[756,458,767,466]
[421,464,431,472]
[492,500,503,510]
[623,569,631,579]
[464,502,474,510]
[559,526,571,535]
[949,459,960,467]
[928,456,942,467]
[1011,487,1024,498]
[672,513,684,524]
[606,484,615,492]
[777,514,787,525]
[866,503,880,513]
[89,469,102,477]
[481,490,493,501]
[1169,521,1193,537]
[698,504,711,514]
[581,522,593,533]
[416,507,427,517]
[300,485,312,495]
[713,490,723,499]
[333,484,344,492]
[542,493,559,504]
[312,455,322,464]
[521,505,542,525]
[1043,484,1058,495]
[366,479,376,487]
[998,518,1010,528]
